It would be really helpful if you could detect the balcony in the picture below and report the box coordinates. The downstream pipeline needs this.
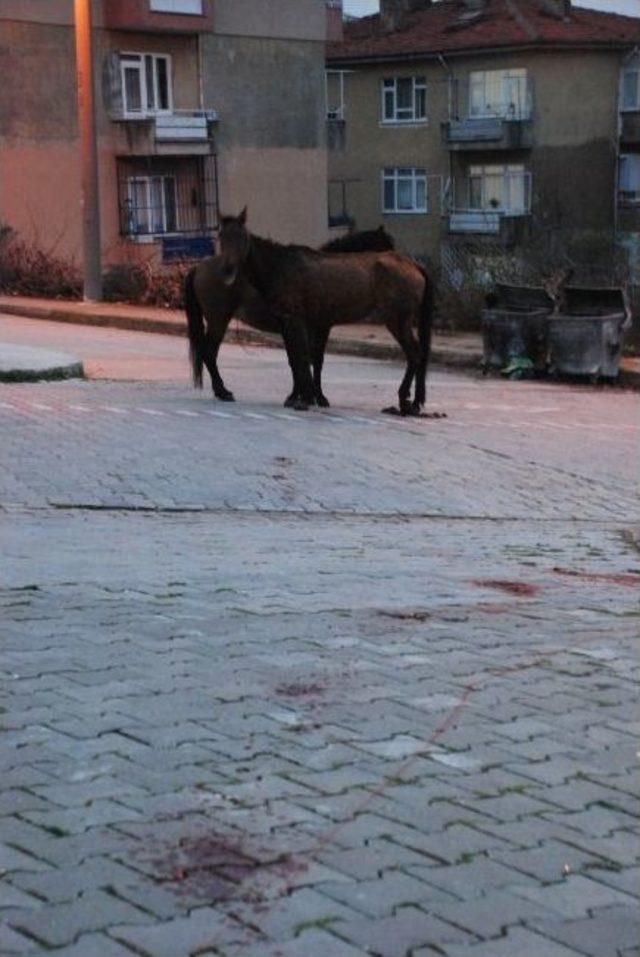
[442,117,533,151]
[117,155,218,259]
[112,110,217,157]
[103,0,213,34]
[444,210,530,246]
[620,111,640,146]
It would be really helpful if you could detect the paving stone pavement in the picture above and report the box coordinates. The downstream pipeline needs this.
[1,347,639,956]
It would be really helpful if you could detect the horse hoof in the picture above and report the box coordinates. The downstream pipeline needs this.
[292,400,309,412]
[284,394,298,408]
[215,391,235,402]
[316,394,330,408]
[381,405,402,416]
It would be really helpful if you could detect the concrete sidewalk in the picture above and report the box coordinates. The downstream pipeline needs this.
[0,340,84,382]
[1,294,639,387]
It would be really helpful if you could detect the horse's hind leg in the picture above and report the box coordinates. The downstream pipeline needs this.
[204,322,234,401]
[311,326,331,407]
[281,316,314,411]
[385,316,420,415]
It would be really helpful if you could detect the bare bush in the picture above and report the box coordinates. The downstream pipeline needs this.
[0,225,194,308]
[0,224,82,299]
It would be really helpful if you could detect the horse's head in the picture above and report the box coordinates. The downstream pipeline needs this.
[218,207,250,286]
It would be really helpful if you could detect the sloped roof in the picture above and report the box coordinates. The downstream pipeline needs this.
[327,0,640,63]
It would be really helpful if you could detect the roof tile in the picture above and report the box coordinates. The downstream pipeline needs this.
[328,0,640,61]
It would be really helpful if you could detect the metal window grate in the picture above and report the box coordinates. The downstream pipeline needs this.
[116,155,218,238]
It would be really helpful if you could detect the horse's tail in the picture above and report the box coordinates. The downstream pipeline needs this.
[184,267,205,389]
[417,264,435,365]
[413,264,435,408]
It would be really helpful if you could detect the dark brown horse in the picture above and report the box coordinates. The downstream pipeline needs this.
[216,208,434,415]
[185,226,394,406]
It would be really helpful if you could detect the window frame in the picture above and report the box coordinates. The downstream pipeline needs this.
[468,68,529,120]
[149,0,203,14]
[467,164,530,214]
[381,167,428,214]
[381,76,427,125]
[619,153,640,204]
[125,174,178,237]
[621,69,640,112]
[120,52,173,118]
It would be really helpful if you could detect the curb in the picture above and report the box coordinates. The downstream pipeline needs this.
[0,301,484,372]
[2,300,638,386]
[0,361,84,383]
[0,337,85,383]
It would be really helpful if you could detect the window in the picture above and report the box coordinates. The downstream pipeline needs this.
[326,70,346,120]
[469,69,529,119]
[120,53,172,117]
[125,176,177,235]
[468,164,530,213]
[619,154,640,204]
[382,77,426,124]
[382,168,427,213]
[150,0,203,13]
[621,70,640,111]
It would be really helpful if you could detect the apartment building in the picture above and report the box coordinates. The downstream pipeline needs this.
[0,0,329,266]
[619,49,640,280]
[326,0,640,267]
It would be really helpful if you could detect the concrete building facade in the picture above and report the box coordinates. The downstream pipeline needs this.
[0,0,329,269]
[326,0,640,270]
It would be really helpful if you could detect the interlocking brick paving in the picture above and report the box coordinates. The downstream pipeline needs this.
[1,335,638,956]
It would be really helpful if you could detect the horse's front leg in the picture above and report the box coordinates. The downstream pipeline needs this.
[282,336,300,407]
[281,316,314,411]
[312,326,331,407]
[204,325,234,401]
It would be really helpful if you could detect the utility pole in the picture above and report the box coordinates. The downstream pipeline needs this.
[74,0,102,301]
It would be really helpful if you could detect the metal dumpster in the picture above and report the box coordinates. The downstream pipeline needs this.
[548,287,631,380]
[482,284,553,373]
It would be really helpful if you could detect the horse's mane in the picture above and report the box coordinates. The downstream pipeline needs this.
[321,227,394,253]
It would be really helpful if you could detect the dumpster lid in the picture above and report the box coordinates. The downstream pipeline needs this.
[562,286,628,321]
[490,283,554,313]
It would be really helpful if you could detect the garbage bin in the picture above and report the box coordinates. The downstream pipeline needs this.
[482,284,554,373]
[548,287,631,380]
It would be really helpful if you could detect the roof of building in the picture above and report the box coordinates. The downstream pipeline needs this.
[327,0,640,63]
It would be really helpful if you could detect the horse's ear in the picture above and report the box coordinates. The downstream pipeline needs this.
[238,206,248,226]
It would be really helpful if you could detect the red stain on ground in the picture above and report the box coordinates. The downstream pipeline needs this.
[472,579,540,597]
[553,567,640,587]
[151,832,307,903]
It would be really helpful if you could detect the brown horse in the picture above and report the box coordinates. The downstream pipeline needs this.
[185,226,395,406]
[216,208,434,415]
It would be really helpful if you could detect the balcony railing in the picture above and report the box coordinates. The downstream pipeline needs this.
[103,0,213,33]
[111,109,217,155]
[442,116,533,151]
[114,109,216,135]
[444,209,531,245]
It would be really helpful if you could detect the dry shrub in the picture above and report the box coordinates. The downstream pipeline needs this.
[0,223,194,308]
[102,259,193,309]
[0,224,81,299]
